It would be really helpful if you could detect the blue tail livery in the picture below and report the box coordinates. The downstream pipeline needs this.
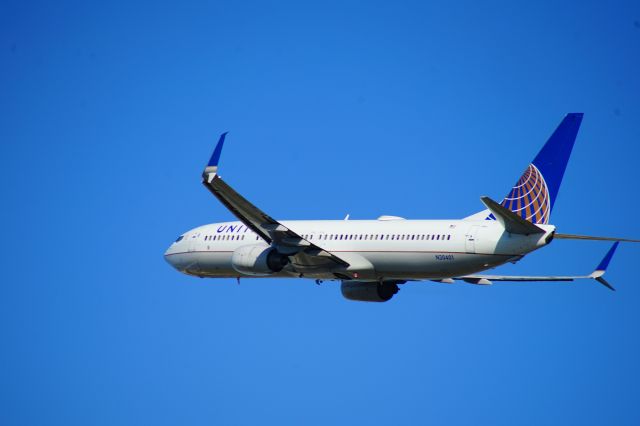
[488,113,583,224]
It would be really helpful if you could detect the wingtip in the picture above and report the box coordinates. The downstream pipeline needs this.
[590,242,619,291]
[596,276,616,291]
[207,132,228,168]
[596,242,619,272]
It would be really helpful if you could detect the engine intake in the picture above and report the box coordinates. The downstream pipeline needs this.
[231,245,290,276]
[341,281,399,302]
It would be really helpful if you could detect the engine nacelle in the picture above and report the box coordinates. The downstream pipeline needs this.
[341,281,399,302]
[231,245,290,276]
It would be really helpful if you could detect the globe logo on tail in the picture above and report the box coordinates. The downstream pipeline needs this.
[488,163,551,224]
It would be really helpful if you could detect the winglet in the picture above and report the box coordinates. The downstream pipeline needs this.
[203,132,228,181]
[207,132,228,167]
[590,242,619,291]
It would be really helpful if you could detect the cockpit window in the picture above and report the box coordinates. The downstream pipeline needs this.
[175,235,184,243]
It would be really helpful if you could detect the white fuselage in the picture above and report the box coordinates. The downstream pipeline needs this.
[164,218,555,281]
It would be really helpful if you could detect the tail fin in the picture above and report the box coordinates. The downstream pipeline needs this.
[486,113,583,224]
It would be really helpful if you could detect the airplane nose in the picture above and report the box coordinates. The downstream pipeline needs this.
[164,242,194,273]
[164,244,182,270]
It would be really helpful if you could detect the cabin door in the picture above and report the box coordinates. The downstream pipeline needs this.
[465,226,479,253]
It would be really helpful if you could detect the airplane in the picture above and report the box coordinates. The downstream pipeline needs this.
[164,113,639,302]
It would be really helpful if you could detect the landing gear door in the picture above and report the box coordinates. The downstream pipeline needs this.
[465,225,479,253]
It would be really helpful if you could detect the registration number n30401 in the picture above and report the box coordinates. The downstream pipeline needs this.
[435,254,454,261]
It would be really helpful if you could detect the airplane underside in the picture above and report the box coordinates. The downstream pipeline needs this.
[167,250,517,281]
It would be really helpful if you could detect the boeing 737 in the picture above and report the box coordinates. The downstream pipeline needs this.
[164,113,638,302]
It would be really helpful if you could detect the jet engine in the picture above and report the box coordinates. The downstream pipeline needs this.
[341,281,399,302]
[231,245,290,276]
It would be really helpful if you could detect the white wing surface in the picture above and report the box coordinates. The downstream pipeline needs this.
[453,242,619,291]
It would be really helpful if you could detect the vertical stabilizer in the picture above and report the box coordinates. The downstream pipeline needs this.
[487,113,583,224]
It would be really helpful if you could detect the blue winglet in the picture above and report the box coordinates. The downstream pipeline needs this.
[596,242,619,272]
[207,132,228,167]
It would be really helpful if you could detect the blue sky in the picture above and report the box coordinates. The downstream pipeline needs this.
[2,1,640,425]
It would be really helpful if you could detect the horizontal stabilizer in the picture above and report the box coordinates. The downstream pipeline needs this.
[480,196,545,235]
[554,233,640,243]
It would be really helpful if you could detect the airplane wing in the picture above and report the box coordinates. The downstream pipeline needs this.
[449,242,619,291]
[200,133,349,272]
